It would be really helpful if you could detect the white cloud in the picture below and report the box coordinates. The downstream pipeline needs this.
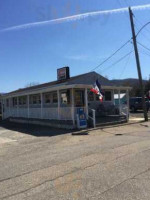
[1,4,150,32]
[66,55,89,61]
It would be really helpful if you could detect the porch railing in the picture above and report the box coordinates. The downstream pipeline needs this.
[3,106,74,121]
[119,104,129,121]
[88,108,96,128]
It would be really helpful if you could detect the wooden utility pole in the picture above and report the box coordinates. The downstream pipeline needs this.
[129,7,148,121]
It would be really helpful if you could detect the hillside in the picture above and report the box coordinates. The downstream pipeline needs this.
[111,78,148,87]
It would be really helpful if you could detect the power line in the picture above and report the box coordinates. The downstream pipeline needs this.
[100,50,133,73]
[90,39,131,72]
[136,21,150,38]
[133,14,150,42]
[139,50,150,57]
[129,7,148,121]
[134,15,150,36]
[123,0,129,7]
[116,0,129,19]
[138,47,150,57]
[136,28,150,43]
[134,21,150,43]
[137,41,150,52]
[119,47,133,79]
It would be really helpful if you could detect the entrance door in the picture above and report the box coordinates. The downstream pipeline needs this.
[74,90,85,107]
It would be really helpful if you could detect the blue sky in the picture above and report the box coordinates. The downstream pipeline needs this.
[0,0,150,92]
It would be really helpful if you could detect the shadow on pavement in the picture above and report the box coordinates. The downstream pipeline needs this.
[72,132,89,136]
[0,120,74,137]
[0,118,148,138]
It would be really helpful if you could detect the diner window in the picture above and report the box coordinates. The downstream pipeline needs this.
[44,93,51,104]
[105,91,112,101]
[30,95,41,104]
[88,92,94,101]
[61,90,70,105]
[96,94,100,101]
[75,90,84,107]
[6,99,9,107]
[13,97,17,107]
[52,92,58,103]
[37,95,41,104]
[19,96,27,105]
[33,96,37,104]
[22,96,27,105]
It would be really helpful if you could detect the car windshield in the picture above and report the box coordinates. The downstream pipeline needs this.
[135,98,149,102]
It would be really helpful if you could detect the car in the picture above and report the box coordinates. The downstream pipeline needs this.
[129,97,150,112]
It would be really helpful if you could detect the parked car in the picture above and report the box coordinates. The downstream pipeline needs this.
[129,97,150,112]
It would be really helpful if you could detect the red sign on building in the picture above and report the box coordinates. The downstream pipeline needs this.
[57,67,70,81]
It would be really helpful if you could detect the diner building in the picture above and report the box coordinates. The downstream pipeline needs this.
[1,67,131,129]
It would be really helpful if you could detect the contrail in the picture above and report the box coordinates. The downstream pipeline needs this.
[1,4,150,32]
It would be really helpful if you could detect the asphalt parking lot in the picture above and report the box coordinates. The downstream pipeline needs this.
[0,119,150,200]
[129,110,150,123]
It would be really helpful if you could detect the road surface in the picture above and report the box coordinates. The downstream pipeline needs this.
[0,121,150,200]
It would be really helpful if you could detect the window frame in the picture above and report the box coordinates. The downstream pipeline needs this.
[60,90,71,105]
[104,91,112,101]
[74,90,85,107]
[30,94,41,105]
[88,91,94,102]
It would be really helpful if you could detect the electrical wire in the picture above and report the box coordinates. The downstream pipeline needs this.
[90,8,148,74]
[116,0,129,19]
[137,41,150,52]
[99,50,133,73]
[132,13,150,43]
[138,47,150,57]
[123,0,129,7]
[139,50,150,57]
[136,21,150,38]
[90,39,131,72]
[134,15,150,36]
[119,47,133,79]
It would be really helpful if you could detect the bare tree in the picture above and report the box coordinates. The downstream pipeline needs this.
[25,82,39,88]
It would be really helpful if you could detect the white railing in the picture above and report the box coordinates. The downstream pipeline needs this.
[88,108,96,128]
[43,107,58,120]
[59,107,72,120]
[120,104,129,121]
[18,108,28,118]
[10,108,18,118]
[29,108,41,119]
[3,106,75,121]
[3,110,9,119]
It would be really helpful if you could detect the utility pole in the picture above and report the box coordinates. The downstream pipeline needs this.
[129,7,148,121]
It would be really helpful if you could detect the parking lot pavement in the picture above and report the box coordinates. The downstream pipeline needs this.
[130,110,150,120]
[0,121,150,200]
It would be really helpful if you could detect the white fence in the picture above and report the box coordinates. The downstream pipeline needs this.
[3,106,74,121]
[59,107,73,120]
[120,104,129,120]
[29,108,41,119]
[43,108,58,120]
[3,109,10,119]
[18,108,28,118]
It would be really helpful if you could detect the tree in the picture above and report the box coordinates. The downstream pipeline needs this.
[130,81,148,97]
[25,82,39,88]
